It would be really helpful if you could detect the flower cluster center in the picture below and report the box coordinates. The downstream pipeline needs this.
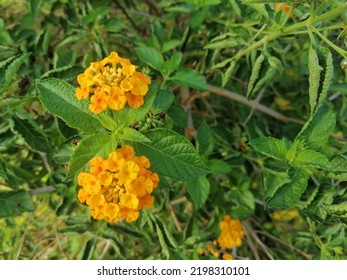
[77,145,159,223]
[76,52,151,114]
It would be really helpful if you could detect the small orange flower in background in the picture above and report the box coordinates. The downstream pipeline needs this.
[198,215,244,260]
[222,253,233,260]
[76,52,151,114]
[274,3,292,15]
[270,209,299,222]
[77,145,159,223]
[217,215,244,249]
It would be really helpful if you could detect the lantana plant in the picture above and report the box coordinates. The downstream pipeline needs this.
[36,51,209,223]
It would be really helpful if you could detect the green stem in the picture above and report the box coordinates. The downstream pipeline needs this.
[287,24,345,35]
[314,29,347,58]
[233,4,347,60]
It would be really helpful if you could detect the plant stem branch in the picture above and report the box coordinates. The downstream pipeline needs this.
[16,212,33,260]
[314,29,347,58]
[208,85,305,125]
[29,186,55,195]
[233,4,347,60]
[114,1,142,33]
[168,202,183,232]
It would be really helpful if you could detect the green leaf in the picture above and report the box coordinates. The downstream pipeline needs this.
[167,105,187,127]
[53,136,80,164]
[221,59,237,87]
[252,67,277,96]
[246,53,264,99]
[119,127,150,143]
[13,117,51,153]
[197,121,214,157]
[163,52,182,71]
[30,0,43,16]
[249,136,287,160]
[171,69,207,90]
[154,216,178,248]
[204,38,245,49]
[267,169,309,209]
[41,66,84,81]
[207,159,231,174]
[242,0,310,3]
[168,248,188,260]
[185,176,210,209]
[263,171,291,201]
[36,78,111,133]
[308,46,322,112]
[324,202,347,218]
[328,156,347,181]
[112,82,158,126]
[67,133,116,178]
[230,189,255,219]
[0,190,35,217]
[132,128,208,181]
[0,53,30,94]
[295,102,335,150]
[148,212,170,259]
[331,155,347,172]
[54,48,76,68]
[263,158,289,176]
[303,184,335,222]
[153,89,175,112]
[291,148,331,170]
[59,224,90,234]
[153,220,169,259]
[82,238,97,260]
[109,224,144,238]
[102,228,126,257]
[211,57,234,70]
[247,56,282,99]
[268,56,284,73]
[308,46,333,113]
[134,47,164,71]
[0,166,8,181]
[162,39,182,53]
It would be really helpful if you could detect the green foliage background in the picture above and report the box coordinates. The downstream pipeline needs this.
[0,0,346,260]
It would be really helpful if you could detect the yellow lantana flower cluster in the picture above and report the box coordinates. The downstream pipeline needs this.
[217,215,244,249]
[271,209,299,222]
[76,52,151,114]
[77,145,159,223]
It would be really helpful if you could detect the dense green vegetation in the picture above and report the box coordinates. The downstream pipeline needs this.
[0,0,346,260]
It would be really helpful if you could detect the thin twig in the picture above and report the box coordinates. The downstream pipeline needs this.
[99,240,112,260]
[114,1,142,33]
[181,87,196,139]
[16,212,33,260]
[145,0,161,16]
[55,223,70,260]
[37,151,52,173]
[170,197,187,206]
[242,88,265,126]
[30,238,56,259]
[168,202,183,232]
[208,85,305,125]
[29,186,55,195]
[208,84,347,142]
[243,221,275,260]
[255,230,312,260]
[32,239,56,260]
[243,222,260,260]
